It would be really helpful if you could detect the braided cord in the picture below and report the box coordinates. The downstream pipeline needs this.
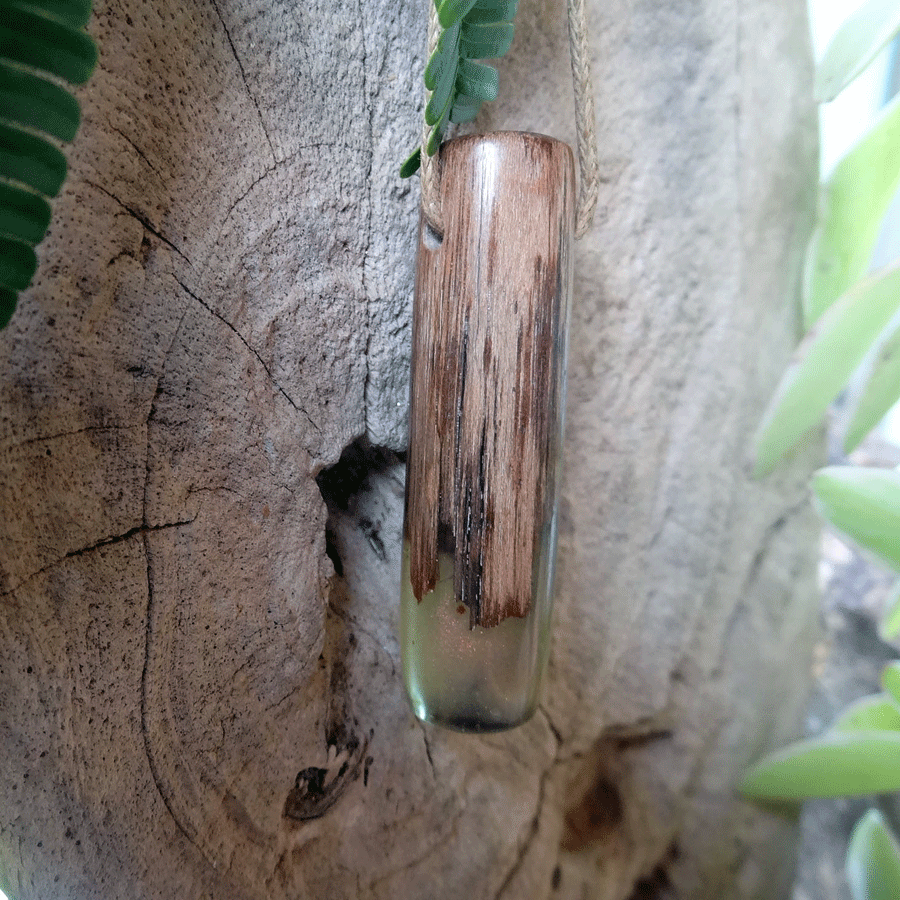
[420,2,444,235]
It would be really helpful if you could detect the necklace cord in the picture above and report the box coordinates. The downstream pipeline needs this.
[566,0,599,239]
[420,3,444,236]
[419,0,599,239]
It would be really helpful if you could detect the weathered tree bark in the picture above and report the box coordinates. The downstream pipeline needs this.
[0,1,820,899]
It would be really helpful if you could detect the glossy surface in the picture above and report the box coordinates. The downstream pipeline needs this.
[401,543,552,732]
[402,133,573,731]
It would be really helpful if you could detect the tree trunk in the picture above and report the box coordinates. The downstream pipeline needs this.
[0,1,820,898]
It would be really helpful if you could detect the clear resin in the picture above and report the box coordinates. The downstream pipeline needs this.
[401,540,555,732]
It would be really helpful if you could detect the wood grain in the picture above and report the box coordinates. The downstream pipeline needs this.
[405,132,575,628]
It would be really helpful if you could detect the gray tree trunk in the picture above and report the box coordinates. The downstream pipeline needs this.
[0,1,821,898]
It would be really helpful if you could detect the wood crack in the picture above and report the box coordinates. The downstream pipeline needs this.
[493,765,549,900]
[85,180,191,265]
[64,520,194,560]
[417,721,436,780]
[357,0,375,440]
[174,276,319,432]
[367,813,463,891]
[215,141,363,240]
[0,520,193,600]
[209,0,276,163]
[330,604,396,677]
[111,126,163,178]
[538,703,564,749]
[137,304,208,859]
[741,497,809,594]
[0,423,141,454]
[139,528,201,852]
[703,497,811,681]
[222,165,277,226]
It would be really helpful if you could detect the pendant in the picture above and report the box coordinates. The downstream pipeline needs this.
[402,131,575,732]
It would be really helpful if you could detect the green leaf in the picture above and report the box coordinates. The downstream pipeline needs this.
[0,60,81,142]
[400,0,517,177]
[5,0,93,30]
[424,22,461,91]
[844,313,900,452]
[0,121,67,197]
[425,121,445,157]
[741,731,900,800]
[813,466,900,570]
[456,59,499,103]
[425,45,458,127]
[424,24,460,127]
[846,809,900,900]
[424,87,454,131]
[0,5,98,86]
[424,44,453,92]
[882,662,900,705]
[450,94,482,124]
[459,21,514,59]
[833,694,900,732]
[399,147,421,178]
[465,0,518,25]
[879,582,900,641]
[753,265,900,475]
[0,235,37,292]
[816,0,900,102]
[0,286,16,329]
[425,93,453,140]
[436,20,462,55]
[437,0,478,29]
[0,1,94,328]
[0,181,52,245]
[805,92,900,327]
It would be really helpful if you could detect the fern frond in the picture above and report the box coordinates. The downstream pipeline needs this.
[0,122,68,197]
[0,0,97,328]
[400,0,519,177]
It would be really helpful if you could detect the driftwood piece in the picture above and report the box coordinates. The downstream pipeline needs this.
[406,132,574,628]
[0,1,822,898]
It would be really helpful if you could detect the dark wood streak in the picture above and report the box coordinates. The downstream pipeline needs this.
[405,132,575,628]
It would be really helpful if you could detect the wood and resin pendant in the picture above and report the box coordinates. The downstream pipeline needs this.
[402,132,575,732]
